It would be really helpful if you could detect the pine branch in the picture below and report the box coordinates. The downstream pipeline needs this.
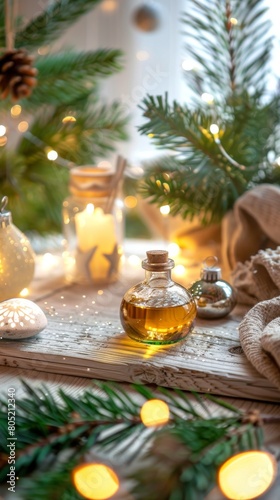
[183,0,273,99]
[0,380,276,500]
[15,0,102,52]
[24,50,124,108]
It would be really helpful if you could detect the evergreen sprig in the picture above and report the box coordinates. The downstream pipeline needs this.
[139,0,280,224]
[0,380,276,500]
[0,0,128,232]
[15,0,102,52]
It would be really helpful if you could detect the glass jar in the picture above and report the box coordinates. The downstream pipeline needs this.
[62,166,124,285]
[120,250,197,345]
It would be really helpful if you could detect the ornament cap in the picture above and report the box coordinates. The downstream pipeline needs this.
[0,196,12,228]
[201,256,222,282]
[142,250,175,271]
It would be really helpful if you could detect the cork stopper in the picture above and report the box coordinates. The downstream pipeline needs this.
[142,250,174,271]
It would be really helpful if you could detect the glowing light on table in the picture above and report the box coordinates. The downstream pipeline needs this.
[128,254,141,268]
[140,399,170,427]
[173,264,187,278]
[218,451,277,500]
[72,463,119,500]
[75,204,117,282]
[167,243,180,257]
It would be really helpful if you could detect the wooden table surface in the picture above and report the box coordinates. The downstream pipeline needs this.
[0,240,280,499]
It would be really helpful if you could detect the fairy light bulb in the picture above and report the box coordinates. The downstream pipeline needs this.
[72,463,119,499]
[0,125,7,136]
[140,399,170,427]
[218,451,277,500]
[47,149,58,161]
[0,196,35,301]
[160,205,170,216]
[210,123,220,136]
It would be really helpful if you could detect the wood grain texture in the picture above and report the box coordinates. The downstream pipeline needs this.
[1,276,279,403]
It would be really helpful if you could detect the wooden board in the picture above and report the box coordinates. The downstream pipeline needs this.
[1,276,279,403]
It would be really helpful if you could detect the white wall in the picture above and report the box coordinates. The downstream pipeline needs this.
[19,0,280,165]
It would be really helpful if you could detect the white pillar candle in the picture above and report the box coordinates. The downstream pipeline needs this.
[75,204,117,282]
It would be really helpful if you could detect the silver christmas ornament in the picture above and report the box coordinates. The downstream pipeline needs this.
[132,5,160,32]
[189,256,237,319]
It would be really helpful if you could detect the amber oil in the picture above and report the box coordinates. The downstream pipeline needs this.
[120,299,196,344]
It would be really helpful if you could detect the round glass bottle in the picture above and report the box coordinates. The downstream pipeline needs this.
[120,250,197,345]
[62,166,124,285]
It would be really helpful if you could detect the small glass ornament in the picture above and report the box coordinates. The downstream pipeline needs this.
[0,196,35,301]
[189,256,237,319]
[62,166,124,285]
[120,250,197,344]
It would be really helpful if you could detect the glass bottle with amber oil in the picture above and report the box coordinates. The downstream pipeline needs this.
[120,250,196,345]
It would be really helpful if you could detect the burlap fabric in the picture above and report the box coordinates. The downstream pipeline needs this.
[231,247,280,305]
[239,296,280,390]
[222,184,280,277]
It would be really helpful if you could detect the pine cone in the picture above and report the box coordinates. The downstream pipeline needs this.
[0,49,38,101]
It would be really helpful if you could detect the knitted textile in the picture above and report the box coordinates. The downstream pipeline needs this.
[239,296,280,390]
[232,247,280,305]
[222,184,280,275]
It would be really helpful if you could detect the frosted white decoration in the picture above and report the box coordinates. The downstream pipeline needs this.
[0,298,47,339]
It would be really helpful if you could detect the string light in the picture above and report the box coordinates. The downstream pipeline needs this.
[275,156,280,166]
[47,150,58,161]
[10,104,22,117]
[100,0,118,12]
[201,92,214,104]
[230,17,238,25]
[62,115,76,123]
[124,195,138,208]
[182,60,194,71]
[72,463,119,500]
[18,121,29,132]
[160,205,170,216]
[0,136,7,146]
[136,50,150,61]
[140,399,170,427]
[37,46,50,55]
[0,125,7,136]
[218,451,277,500]
[210,124,246,170]
[209,123,219,136]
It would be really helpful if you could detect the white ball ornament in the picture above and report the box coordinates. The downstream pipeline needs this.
[0,298,47,339]
[0,196,35,301]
